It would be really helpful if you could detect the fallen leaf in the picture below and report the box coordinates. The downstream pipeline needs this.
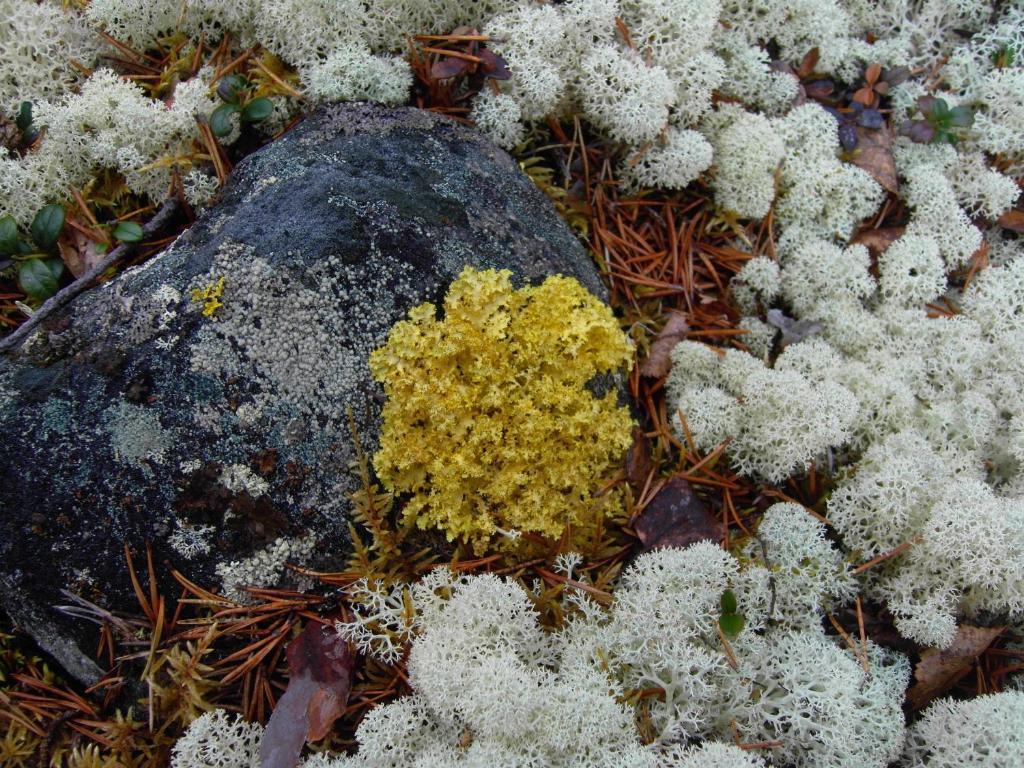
[625,426,653,493]
[640,311,689,378]
[796,47,819,79]
[431,57,468,81]
[907,624,1004,710]
[633,476,724,550]
[58,228,105,279]
[852,226,905,256]
[766,308,822,348]
[997,208,1024,233]
[850,125,898,194]
[259,622,354,768]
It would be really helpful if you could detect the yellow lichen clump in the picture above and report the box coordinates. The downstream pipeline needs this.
[190,275,226,317]
[370,267,634,553]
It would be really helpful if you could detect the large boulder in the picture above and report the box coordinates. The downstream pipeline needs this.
[0,103,608,685]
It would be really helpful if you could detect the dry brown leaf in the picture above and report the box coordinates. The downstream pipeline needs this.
[850,126,898,194]
[625,425,653,493]
[907,624,1003,710]
[852,226,905,256]
[259,621,354,767]
[633,476,724,550]
[640,311,689,378]
[58,229,105,279]
[997,208,1024,233]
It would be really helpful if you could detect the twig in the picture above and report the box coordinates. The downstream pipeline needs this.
[0,199,178,355]
[851,539,915,575]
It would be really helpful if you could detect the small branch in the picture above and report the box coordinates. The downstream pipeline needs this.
[851,539,915,575]
[0,199,179,355]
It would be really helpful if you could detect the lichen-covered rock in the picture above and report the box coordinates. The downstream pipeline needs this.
[0,103,608,685]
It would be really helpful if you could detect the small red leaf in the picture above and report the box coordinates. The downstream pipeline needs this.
[633,476,724,550]
[640,311,689,378]
[997,208,1024,232]
[479,48,512,81]
[797,48,819,79]
[431,57,469,81]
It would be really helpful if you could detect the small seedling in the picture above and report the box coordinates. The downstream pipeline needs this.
[0,205,67,301]
[901,96,974,145]
[719,589,745,638]
[210,74,274,137]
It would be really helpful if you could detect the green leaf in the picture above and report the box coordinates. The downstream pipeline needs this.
[217,74,247,104]
[30,204,65,250]
[210,103,239,137]
[241,97,274,124]
[112,221,144,243]
[18,258,62,300]
[720,589,738,615]
[719,613,745,638]
[16,101,32,132]
[931,98,949,119]
[949,106,974,128]
[0,216,18,256]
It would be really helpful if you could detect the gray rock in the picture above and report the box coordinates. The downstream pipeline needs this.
[0,103,607,685]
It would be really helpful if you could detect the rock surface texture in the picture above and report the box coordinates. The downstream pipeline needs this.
[0,103,608,685]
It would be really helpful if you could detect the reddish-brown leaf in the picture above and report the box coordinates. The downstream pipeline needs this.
[850,125,898,194]
[852,86,875,107]
[625,426,653,493]
[640,311,689,378]
[852,226,905,256]
[907,624,1004,710]
[633,476,724,550]
[797,48,819,79]
[431,57,469,81]
[479,48,511,80]
[864,63,882,85]
[997,208,1024,233]
[259,622,354,768]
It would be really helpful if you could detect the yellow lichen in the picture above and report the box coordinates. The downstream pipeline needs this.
[370,267,634,553]
[190,276,225,317]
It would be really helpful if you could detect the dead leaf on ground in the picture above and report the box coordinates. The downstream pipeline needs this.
[850,125,898,194]
[640,311,689,378]
[633,475,724,550]
[625,426,653,493]
[907,624,1004,710]
[997,208,1024,233]
[852,226,905,256]
[766,308,822,348]
[58,228,105,278]
[259,621,354,768]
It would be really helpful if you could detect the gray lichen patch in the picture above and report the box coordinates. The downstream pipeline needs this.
[105,400,171,470]
[188,241,423,435]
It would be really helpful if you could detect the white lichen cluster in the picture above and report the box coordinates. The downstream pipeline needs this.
[214,532,317,603]
[903,690,1024,768]
[667,340,859,482]
[176,513,906,768]
[4,0,1022,226]
[673,229,1024,646]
